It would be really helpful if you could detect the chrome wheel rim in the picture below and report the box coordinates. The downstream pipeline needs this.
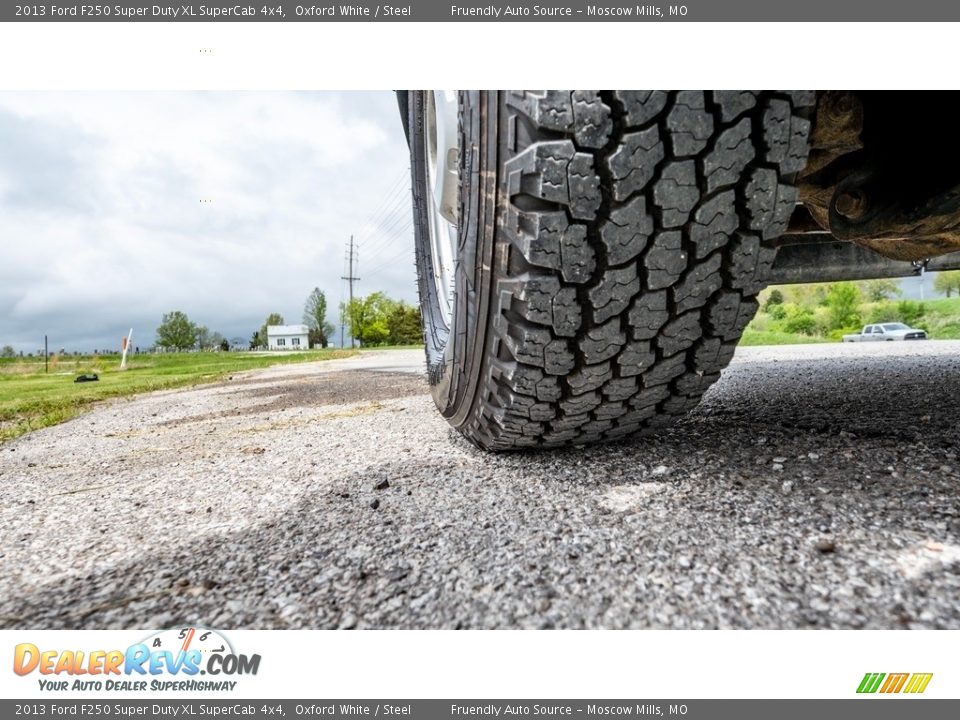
[424,90,459,327]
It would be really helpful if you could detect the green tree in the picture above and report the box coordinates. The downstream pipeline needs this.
[303,288,336,348]
[782,305,816,335]
[386,302,423,345]
[156,311,198,351]
[220,338,230,352]
[826,282,862,331]
[763,288,784,311]
[1,345,14,358]
[933,270,960,298]
[896,300,925,326]
[257,313,285,348]
[345,292,396,347]
[859,278,900,302]
[195,325,211,350]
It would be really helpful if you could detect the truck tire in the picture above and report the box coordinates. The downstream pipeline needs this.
[410,91,814,450]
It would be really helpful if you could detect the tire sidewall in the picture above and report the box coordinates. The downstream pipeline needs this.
[410,91,496,426]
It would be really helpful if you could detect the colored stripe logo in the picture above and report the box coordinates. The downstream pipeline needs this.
[857,672,933,694]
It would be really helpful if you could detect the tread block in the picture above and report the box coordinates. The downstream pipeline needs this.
[783,90,817,108]
[704,118,754,193]
[661,394,701,415]
[553,287,581,337]
[653,160,700,228]
[614,90,669,126]
[502,323,574,374]
[510,275,560,326]
[544,339,576,374]
[707,292,758,341]
[542,428,582,445]
[567,153,603,220]
[506,210,596,283]
[493,362,563,402]
[712,91,757,122]
[559,221,595,283]
[506,90,574,133]
[510,275,582,338]
[762,98,811,175]
[502,322,552,367]
[643,230,687,291]
[745,167,798,241]
[589,265,639,324]
[675,370,721,397]
[579,419,614,436]
[766,183,799,240]
[528,402,557,422]
[674,252,722,314]
[572,91,614,149]
[666,91,714,157]
[641,353,686,387]
[580,318,626,363]
[744,167,777,235]
[602,376,638,402]
[593,402,629,421]
[607,125,664,201]
[692,337,736,375]
[559,392,602,414]
[618,340,656,377]
[628,290,669,340]
[728,233,775,296]
[567,362,612,395]
[509,141,601,220]
[690,190,738,259]
[657,312,701,357]
[630,383,671,410]
[601,196,654,264]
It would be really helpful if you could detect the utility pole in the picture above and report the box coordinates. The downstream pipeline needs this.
[44,335,48,374]
[341,235,360,348]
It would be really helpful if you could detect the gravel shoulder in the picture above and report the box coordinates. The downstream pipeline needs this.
[1,344,958,629]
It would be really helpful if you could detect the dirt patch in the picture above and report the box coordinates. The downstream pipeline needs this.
[157,370,428,428]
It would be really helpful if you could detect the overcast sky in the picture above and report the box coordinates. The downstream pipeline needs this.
[0,91,414,352]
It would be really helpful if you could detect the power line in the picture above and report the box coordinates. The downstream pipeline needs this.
[355,170,410,246]
[357,190,411,248]
[363,241,415,279]
[361,217,414,259]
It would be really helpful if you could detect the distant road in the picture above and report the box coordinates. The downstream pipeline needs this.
[2,342,959,629]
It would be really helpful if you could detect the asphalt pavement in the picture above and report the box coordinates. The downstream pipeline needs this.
[1,342,959,629]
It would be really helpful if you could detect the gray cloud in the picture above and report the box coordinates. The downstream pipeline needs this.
[0,91,414,352]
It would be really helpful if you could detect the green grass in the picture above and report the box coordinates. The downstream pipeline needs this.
[739,329,831,346]
[0,349,357,442]
[911,296,960,339]
[915,296,960,313]
[746,292,960,345]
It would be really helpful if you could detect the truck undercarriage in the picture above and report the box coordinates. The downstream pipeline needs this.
[773,91,960,284]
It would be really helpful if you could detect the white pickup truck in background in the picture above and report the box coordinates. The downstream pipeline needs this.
[842,323,928,342]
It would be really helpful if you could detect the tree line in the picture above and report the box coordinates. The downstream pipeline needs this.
[755,272,960,340]
[154,287,422,351]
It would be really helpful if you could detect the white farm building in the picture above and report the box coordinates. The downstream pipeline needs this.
[266,324,309,351]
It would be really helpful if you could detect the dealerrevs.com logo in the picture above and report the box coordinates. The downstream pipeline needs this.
[857,673,933,694]
[13,627,260,692]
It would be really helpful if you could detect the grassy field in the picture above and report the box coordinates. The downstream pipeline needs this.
[744,291,960,346]
[0,349,357,442]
